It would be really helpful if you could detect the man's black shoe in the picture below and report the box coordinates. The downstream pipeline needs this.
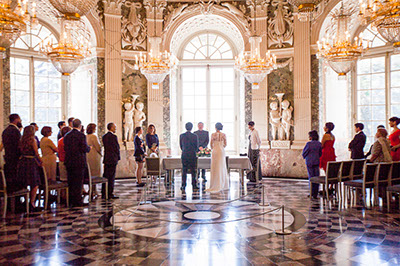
[109,195,119,199]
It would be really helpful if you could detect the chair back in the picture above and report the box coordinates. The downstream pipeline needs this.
[364,163,378,184]
[0,169,6,192]
[376,162,392,185]
[340,161,353,181]
[391,161,400,185]
[39,166,49,189]
[146,157,160,175]
[326,161,342,181]
[86,164,92,187]
[352,159,366,180]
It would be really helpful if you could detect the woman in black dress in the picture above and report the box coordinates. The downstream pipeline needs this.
[17,125,43,212]
[134,127,146,187]
[145,124,159,154]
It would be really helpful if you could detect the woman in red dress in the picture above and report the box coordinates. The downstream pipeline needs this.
[320,122,336,172]
[389,117,400,161]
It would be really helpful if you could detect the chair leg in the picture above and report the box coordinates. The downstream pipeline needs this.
[45,188,49,210]
[106,183,108,200]
[26,194,29,215]
[387,191,391,212]
[66,188,69,207]
[3,194,7,218]
[57,190,61,206]
[362,188,366,207]
[325,184,329,201]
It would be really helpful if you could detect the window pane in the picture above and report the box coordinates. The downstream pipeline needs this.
[391,71,400,87]
[392,54,400,71]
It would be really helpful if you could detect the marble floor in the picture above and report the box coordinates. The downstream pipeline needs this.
[1,173,400,265]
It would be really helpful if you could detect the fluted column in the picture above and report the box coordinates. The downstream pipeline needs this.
[103,0,123,140]
[292,18,311,149]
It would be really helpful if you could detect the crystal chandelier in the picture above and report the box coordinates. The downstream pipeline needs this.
[40,18,91,76]
[317,4,367,78]
[359,0,400,51]
[287,0,323,22]
[0,0,37,58]
[136,0,176,89]
[235,0,277,89]
[136,50,177,89]
[40,0,97,75]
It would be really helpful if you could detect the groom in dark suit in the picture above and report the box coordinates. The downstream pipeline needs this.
[102,122,120,199]
[348,123,367,159]
[180,122,199,191]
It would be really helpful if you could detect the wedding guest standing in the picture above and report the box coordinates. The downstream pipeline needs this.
[302,130,322,199]
[30,123,40,149]
[2,114,22,191]
[180,122,199,191]
[145,124,159,152]
[247,121,262,182]
[86,123,102,177]
[134,127,146,187]
[40,126,58,181]
[389,117,400,161]
[58,126,71,182]
[370,128,392,163]
[102,123,120,198]
[348,123,367,159]
[17,125,43,212]
[57,121,66,141]
[67,117,74,128]
[320,122,336,172]
[194,122,209,182]
[365,125,385,158]
[64,119,91,207]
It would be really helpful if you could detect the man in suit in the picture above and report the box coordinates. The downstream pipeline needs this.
[194,122,209,182]
[64,119,91,207]
[180,122,199,191]
[102,122,120,199]
[57,121,66,141]
[247,121,262,182]
[349,123,367,159]
[2,114,22,192]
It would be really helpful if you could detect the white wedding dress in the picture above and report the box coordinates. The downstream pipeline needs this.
[206,131,229,193]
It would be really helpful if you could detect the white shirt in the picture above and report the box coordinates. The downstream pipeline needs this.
[249,129,261,150]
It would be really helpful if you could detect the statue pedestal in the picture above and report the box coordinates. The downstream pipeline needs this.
[270,140,291,149]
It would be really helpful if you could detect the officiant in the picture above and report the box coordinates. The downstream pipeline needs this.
[194,122,209,182]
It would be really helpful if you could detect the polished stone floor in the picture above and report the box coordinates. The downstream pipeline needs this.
[1,173,400,265]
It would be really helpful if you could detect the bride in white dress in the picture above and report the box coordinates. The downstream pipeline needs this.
[206,123,229,193]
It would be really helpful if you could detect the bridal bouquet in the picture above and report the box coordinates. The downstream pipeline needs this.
[197,147,211,157]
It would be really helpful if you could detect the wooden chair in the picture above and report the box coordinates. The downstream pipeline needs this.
[340,161,354,182]
[310,161,342,201]
[0,169,30,218]
[344,163,378,206]
[85,164,108,201]
[375,162,393,205]
[386,162,400,211]
[39,166,69,210]
[351,159,366,180]
[146,157,162,188]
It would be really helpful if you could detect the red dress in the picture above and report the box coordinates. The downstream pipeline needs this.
[389,129,400,161]
[320,139,336,171]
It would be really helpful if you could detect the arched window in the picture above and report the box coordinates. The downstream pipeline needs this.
[361,25,386,48]
[10,23,62,143]
[182,33,233,60]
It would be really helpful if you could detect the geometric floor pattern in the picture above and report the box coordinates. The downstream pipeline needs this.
[1,173,400,265]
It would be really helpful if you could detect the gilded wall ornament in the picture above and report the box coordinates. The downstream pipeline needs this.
[122,2,147,50]
[268,0,293,48]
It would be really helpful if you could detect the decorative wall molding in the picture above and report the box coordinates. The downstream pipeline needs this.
[103,0,122,15]
[121,2,147,50]
[267,0,293,48]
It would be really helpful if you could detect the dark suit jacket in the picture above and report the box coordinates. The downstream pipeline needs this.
[102,132,120,165]
[134,135,145,157]
[349,131,367,159]
[302,140,322,167]
[2,124,21,164]
[180,131,198,167]
[194,130,209,149]
[64,129,90,168]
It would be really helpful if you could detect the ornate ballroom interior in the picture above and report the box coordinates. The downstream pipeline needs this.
[1,0,400,265]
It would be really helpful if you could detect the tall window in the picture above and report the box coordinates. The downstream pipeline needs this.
[179,33,238,153]
[10,24,62,142]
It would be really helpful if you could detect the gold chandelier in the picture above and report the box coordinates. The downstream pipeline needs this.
[317,4,367,78]
[0,0,37,58]
[359,0,400,51]
[40,0,97,75]
[287,0,323,21]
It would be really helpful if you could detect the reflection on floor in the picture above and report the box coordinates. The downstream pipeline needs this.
[1,173,400,265]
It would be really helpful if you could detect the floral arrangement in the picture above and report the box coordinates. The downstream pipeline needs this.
[197,147,211,157]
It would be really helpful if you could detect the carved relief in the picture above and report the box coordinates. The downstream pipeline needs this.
[121,1,147,50]
[267,0,293,48]
[269,93,293,142]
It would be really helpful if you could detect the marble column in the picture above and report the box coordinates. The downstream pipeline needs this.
[103,0,123,140]
[292,18,311,149]
[1,50,10,130]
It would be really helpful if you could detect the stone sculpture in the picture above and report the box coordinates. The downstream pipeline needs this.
[269,101,281,141]
[280,99,293,140]
[269,93,293,143]
[134,102,146,129]
[123,102,135,142]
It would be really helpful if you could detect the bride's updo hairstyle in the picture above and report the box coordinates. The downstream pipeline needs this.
[215,123,223,131]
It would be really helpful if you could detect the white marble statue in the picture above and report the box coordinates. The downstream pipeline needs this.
[280,99,293,140]
[123,102,135,142]
[269,101,281,141]
[134,102,146,129]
